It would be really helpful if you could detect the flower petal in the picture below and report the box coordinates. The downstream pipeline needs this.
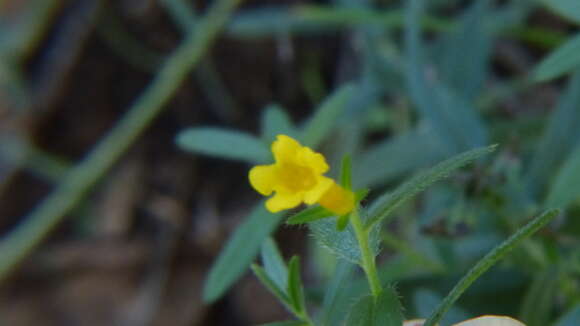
[318,183,355,215]
[296,146,329,174]
[272,134,302,164]
[249,165,278,196]
[265,191,303,212]
[453,316,526,326]
[303,176,334,204]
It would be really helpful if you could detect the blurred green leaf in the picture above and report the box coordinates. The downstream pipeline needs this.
[176,127,270,163]
[367,145,497,228]
[345,285,404,326]
[519,268,559,326]
[287,256,306,314]
[336,213,351,231]
[545,145,580,208]
[302,84,354,148]
[261,238,289,291]
[262,104,299,143]
[252,264,290,305]
[405,0,487,152]
[554,304,580,326]
[202,204,284,303]
[534,33,580,82]
[413,289,469,325]
[538,0,580,25]
[321,260,356,326]
[437,0,493,101]
[527,71,580,193]
[340,154,353,190]
[354,128,447,188]
[286,206,334,225]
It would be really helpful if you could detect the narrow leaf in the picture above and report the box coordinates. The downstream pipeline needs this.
[538,0,580,25]
[262,104,299,143]
[302,84,354,148]
[287,256,306,314]
[340,154,353,190]
[336,213,351,231]
[321,260,356,326]
[534,33,580,82]
[545,145,580,208]
[518,268,559,326]
[252,264,290,305]
[177,127,270,163]
[527,71,580,193]
[405,0,487,152]
[367,145,497,228]
[287,206,334,225]
[261,237,288,291]
[202,203,284,303]
[346,295,374,326]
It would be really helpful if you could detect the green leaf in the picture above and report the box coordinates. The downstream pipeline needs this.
[538,0,580,25]
[354,128,448,188]
[252,264,290,305]
[405,0,487,152]
[261,104,299,143]
[534,33,580,81]
[355,189,370,202]
[437,0,493,101]
[367,145,497,228]
[518,268,559,326]
[340,154,353,190]
[287,256,306,314]
[345,285,404,326]
[302,84,354,148]
[202,203,284,303]
[321,261,356,326]
[261,237,289,291]
[527,71,580,193]
[287,206,334,225]
[545,145,580,208]
[310,214,380,264]
[554,304,580,326]
[336,213,351,231]
[176,127,270,163]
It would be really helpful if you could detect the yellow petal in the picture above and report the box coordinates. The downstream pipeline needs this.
[318,183,355,215]
[453,316,526,326]
[303,176,334,204]
[272,134,302,164]
[296,146,329,174]
[265,191,303,212]
[249,165,278,196]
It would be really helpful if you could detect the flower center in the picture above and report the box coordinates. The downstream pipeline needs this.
[278,163,317,191]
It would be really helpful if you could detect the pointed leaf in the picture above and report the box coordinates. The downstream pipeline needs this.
[252,264,290,305]
[302,84,354,148]
[340,154,353,190]
[261,237,288,291]
[367,145,497,228]
[176,127,270,163]
[202,203,284,303]
[534,33,580,82]
[287,206,334,225]
[287,256,306,314]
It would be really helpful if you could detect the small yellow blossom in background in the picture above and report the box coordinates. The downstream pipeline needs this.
[249,134,354,215]
[404,315,526,326]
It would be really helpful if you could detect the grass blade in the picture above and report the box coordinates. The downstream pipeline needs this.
[534,33,580,82]
[422,209,559,326]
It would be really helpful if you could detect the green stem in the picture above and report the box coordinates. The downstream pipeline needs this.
[423,209,559,326]
[350,208,382,298]
[0,0,243,284]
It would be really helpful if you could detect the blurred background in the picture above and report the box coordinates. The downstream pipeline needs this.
[0,0,579,325]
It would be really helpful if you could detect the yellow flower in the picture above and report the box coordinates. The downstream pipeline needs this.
[404,316,526,326]
[249,134,354,215]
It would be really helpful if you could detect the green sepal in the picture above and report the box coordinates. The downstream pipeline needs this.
[336,212,351,231]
